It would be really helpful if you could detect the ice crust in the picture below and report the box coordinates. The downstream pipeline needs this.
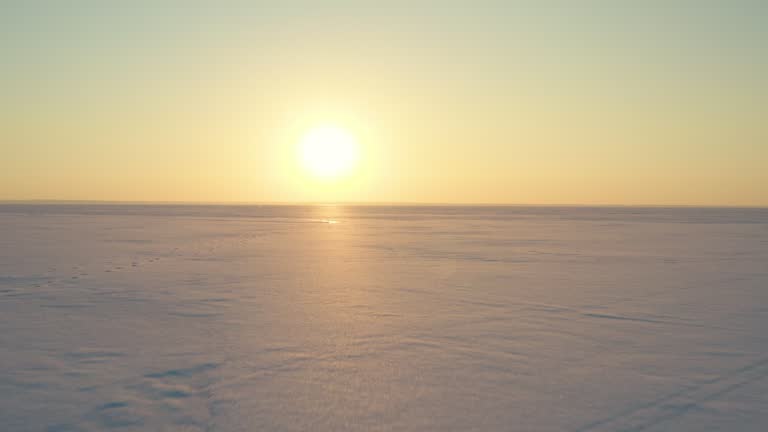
[1,205,767,431]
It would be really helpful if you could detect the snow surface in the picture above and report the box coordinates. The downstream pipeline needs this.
[1,204,767,431]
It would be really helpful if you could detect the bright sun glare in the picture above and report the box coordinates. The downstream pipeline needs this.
[299,125,360,178]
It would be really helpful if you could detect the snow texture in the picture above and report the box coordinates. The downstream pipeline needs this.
[1,204,767,431]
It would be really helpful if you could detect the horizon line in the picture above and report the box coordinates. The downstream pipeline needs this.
[0,199,766,209]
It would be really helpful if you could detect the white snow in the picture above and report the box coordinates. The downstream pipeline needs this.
[1,204,767,431]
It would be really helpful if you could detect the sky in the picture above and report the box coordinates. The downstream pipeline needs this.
[1,1,766,205]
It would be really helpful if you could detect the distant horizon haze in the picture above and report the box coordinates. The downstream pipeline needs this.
[1,199,768,209]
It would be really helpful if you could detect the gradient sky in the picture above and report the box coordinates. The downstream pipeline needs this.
[2,1,766,205]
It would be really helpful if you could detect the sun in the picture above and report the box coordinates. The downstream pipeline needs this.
[299,125,360,178]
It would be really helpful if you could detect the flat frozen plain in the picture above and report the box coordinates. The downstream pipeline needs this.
[1,204,767,432]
